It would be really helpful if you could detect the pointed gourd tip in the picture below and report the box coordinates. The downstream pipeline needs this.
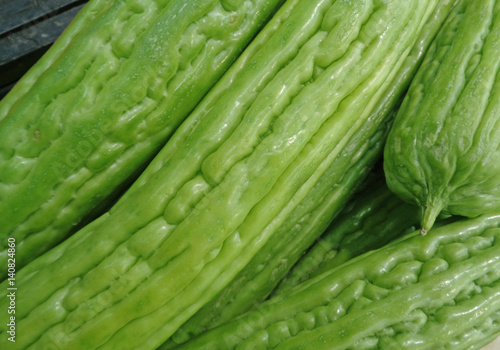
[420,203,442,236]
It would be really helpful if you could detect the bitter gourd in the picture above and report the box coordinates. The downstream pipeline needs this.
[0,0,285,278]
[162,2,457,346]
[384,0,500,234]
[0,0,439,348]
[178,212,500,350]
[274,173,424,295]
[161,94,395,350]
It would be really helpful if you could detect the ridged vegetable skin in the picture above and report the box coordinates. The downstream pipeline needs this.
[384,0,500,234]
[274,174,424,295]
[161,3,456,343]
[0,0,285,277]
[162,0,460,343]
[161,93,395,350]
[0,0,440,348]
[178,213,500,350]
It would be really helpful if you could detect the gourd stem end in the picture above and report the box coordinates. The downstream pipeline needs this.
[420,203,442,236]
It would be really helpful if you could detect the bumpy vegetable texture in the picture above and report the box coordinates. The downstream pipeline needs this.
[0,0,285,278]
[0,0,438,348]
[178,213,500,350]
[161,90,394,350]
[384,0,500,234]
[274,173,424,295]
[161,2,456,347]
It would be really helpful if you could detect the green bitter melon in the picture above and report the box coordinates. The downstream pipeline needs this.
[0,0,285,277]
[0,0,439,348]
[384,0,500,234]
[178,212,500,349]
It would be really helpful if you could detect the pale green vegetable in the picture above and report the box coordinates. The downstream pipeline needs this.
[274,174,424,294]
[0,0,439,348]
[0,0,285,277]
[178,213,500,350]
[384,0,500,234]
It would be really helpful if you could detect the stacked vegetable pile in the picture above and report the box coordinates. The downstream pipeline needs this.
[0,0,499,349]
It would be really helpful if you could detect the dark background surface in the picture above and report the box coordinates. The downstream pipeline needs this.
[0,0,88,98]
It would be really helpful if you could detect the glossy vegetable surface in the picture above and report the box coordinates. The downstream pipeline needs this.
[0,0,284,277]
[163,2,456,346]
[161,98,395,350]
[0,0,439,348]
[384,0,500,234]
[178,212,500,350]
[274,174,423,295]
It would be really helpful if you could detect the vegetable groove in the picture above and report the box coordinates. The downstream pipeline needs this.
[0,0,438,349]
[162,4,456,345]
[178,214,500,350]
[0,0,285,277]
[274,175,424,295]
